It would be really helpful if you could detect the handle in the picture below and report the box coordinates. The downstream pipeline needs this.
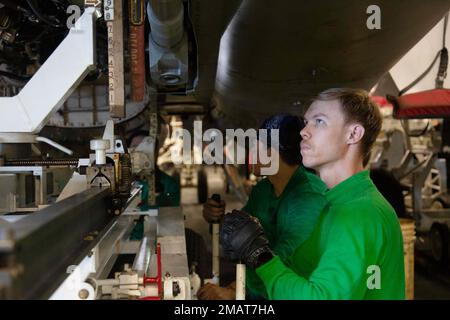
[211,193,221,282]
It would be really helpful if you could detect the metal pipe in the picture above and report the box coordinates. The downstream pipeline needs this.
[36,136,73,155]
[235,263,246,300]
[132,236,151,275]
[211,193,221,283]
[212,223,220,282]
[147,0,184,48]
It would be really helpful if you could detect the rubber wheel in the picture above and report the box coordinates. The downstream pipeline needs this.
[430,223,449,265]
[431,200,445,210]
[431,197,450,209]
[197,169,208,204]
[370,168,406,218]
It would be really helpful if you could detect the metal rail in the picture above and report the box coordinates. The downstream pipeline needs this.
[0,187,114,299]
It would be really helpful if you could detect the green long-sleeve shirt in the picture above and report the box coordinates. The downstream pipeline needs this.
[242,166,328,299]
[256,170,405,300]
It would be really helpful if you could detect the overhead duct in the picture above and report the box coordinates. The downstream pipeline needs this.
[148,0,184,48]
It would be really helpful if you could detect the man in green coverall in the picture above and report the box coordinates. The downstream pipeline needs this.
[197,113,328,300]
[220,88,405,299]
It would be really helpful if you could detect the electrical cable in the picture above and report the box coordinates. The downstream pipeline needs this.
[25,0,62,28]
[399,13,449,95]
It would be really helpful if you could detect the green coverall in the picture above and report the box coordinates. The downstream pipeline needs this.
[242,165,328,299]
[256,170,405,300]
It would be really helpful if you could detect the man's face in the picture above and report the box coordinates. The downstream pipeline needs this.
[300,99,350,171]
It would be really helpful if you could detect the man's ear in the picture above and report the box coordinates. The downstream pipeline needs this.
[347,124,365,145]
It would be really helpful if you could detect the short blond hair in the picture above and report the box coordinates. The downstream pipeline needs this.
[314,88,382,165]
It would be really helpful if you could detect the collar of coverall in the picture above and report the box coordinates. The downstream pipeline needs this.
[324,170,373,205]
[269,165,306,200]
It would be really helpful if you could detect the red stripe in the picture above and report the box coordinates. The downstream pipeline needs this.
[391,89,450,118]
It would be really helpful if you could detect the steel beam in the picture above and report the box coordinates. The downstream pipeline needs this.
[0,187,114,299]
[0,7,100,133]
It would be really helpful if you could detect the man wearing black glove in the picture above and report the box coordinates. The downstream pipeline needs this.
[222,88,405,300]
[197,113,327,300]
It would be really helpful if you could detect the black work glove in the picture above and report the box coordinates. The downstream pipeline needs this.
[220,210,274,269]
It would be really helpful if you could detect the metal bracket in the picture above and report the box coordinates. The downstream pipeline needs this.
[102,120,125,154]
[0,8,100,133]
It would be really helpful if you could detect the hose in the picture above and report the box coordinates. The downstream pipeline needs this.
[25,0,62,28]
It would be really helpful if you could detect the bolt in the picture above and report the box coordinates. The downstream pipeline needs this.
[67,265,76,274]
[78,289,89,300]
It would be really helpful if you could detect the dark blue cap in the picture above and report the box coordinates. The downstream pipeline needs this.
[259,113,304,165]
